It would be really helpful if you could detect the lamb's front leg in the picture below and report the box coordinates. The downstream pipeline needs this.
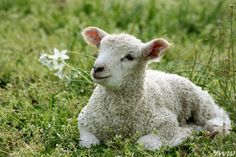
[79,126,100,148]
[137,112,179,150]
[137,134,163,150]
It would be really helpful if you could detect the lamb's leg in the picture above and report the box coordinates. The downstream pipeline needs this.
[79,126,100,148]
[191,90,231,133]
[137,134,163,150]
[170,127,192,146]
[137,112,179,150]
[204,114,231,134]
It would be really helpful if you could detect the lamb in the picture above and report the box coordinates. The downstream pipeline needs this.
[78,27,231,150]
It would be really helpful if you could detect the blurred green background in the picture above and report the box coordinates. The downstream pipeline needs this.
[0,0,235,156]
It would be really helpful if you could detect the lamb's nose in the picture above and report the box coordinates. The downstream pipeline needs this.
[93,66,105,73]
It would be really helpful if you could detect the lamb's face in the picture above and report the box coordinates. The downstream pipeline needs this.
[92,35,144,88]
[82,27,171,89]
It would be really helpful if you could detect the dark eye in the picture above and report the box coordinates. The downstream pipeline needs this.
[125,54,134,61]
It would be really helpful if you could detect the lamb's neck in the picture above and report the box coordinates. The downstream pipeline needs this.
[106,68,145,104]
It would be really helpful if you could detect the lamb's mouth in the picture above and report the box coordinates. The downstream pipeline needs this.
[93,75,112,80]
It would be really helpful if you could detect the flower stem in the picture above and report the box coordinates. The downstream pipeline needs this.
[64,62,93,84]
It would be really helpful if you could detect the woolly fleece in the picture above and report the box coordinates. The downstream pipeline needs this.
[78,27,231,150]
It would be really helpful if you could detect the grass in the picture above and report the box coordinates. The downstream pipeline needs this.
[0,0,235,156]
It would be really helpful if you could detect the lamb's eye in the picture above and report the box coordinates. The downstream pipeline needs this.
[125,54,134,61]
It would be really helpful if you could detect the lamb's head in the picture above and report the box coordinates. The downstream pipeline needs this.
[82,27,171,89]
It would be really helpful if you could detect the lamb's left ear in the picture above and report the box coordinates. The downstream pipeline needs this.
[142,38,171,62]
[81,27,108,48]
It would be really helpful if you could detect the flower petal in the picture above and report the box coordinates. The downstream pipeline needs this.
[62,54,69,60]
[53,48,59,55]
[61,50,67,55]
[39,54,50,65]
[54,69,64,79]
[48,54,54,59]
[53,60,65,70]
[45,60,54,70]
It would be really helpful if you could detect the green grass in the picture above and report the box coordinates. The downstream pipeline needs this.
[0,0,235,156]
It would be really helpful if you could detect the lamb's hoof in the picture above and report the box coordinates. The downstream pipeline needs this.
[205,130,219,139]
[137,134,162,150]
[79,136,100,148]
[79,127,100,148]
[204,118,230,134]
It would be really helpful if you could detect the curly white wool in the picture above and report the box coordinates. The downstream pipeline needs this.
[78,27,231,150]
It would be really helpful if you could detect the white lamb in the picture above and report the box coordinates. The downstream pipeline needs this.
[78,27,231,150]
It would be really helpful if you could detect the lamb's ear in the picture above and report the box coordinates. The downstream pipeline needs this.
[81,27,108,48]
[142,38,171,62]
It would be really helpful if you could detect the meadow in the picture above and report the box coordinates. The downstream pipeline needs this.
[0,0,235,156]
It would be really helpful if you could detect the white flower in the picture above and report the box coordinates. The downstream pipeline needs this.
[53,61,65,70]
[39,53,48,64]
[54,69,64,79]
[39,48,69,80]
[50,48,69,70]
[51,48,69,61]
[39,53,54,70]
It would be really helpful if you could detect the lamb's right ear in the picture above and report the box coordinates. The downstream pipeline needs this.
[81,27,108,48]
[142,38,171,62]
